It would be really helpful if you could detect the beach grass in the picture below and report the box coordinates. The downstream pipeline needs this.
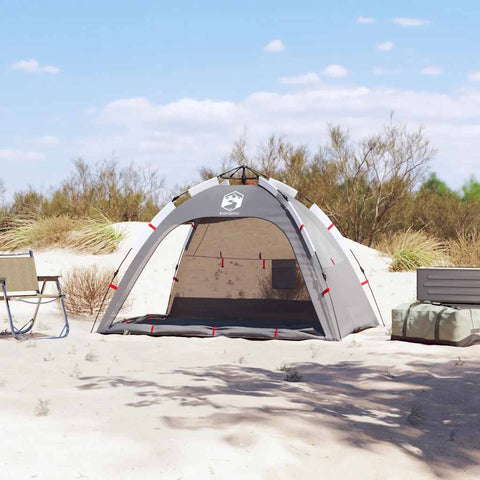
[377,229,448,271]
[0,214,123,254]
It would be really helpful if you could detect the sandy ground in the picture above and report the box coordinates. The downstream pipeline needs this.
[0,224,479,479]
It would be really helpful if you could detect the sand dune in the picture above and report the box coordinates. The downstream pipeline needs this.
[0,223,478,479]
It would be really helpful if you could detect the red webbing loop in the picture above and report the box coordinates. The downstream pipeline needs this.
[212,326,216,336]
[322,287,330,295]
[221,258,224,268]
[327,223,334,231]
[331,257,335,266]
[361,280,369,286]
[299,224,305,231]
[262,259,266,269]
[148,223,156,230]
[191,222,195,229]
[274,328,278,339]
[173,276,179,282]
[150,324,155,334]
[109,283,118,290]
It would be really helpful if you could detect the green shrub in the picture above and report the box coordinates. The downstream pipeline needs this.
[13,158,165,222]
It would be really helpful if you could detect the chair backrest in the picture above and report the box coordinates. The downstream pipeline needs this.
[0,252,39,293]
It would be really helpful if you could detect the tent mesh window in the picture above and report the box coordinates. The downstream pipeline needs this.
[160,217,317,329]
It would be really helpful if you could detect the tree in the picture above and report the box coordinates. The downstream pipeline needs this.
[461,175,480,202]
[10,158,165,221]
[311,123,436,245]
[199,121,436,246]
[421,173,452,196]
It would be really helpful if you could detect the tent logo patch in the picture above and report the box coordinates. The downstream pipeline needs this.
[221,191,244,211]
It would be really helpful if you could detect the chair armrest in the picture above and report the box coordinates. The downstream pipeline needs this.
[37,275,61,281]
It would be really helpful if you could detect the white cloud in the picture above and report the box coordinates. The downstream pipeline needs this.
[372,67,402,75]
[323,64,349,78]
[11,59,60,74]
[75,84,480,190]
[0,149,45,162]
[263,39,285,52]
[468,71,480,82]
[392,17,430,27]
[357,16,374,24]
[35,135,60,146]
[83,107,98,115]
[377,41,394,52]
[279,73,320,85]
[421,66,443,76]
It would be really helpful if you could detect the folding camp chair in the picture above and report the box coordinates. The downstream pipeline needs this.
[0,251,69,340]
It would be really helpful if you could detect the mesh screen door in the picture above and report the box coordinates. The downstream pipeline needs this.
[166,217,317,328]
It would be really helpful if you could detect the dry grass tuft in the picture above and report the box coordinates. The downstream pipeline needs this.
[66,216,123,254]
[376,229,447,272]
[61,266,115,316]
[0,215,123,254]
[0,215,73,251]
[447,230,480,267]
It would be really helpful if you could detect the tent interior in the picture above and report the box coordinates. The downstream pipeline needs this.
[118,217,324,336]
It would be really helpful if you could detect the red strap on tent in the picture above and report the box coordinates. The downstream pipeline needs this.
[322,287,330,295]
[274,328,278,339]
[191,222,195,229]
[148,314,152,320]
[327,223,334,231]
[212,326,216,336]
[331,257,335,266]
[109,283,118,290]
[173,276,179,282]
[299,224,305,232]
[262,259,266,269]
[124,319,130,324]
[148,223,156,230]
[361,280,369,286]
[221,258,224,268]
[150,324,155,334]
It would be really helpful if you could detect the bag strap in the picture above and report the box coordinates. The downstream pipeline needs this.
[402,303,417,337]
[434,307,448,341]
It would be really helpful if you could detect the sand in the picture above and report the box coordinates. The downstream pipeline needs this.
[0,223,479,479]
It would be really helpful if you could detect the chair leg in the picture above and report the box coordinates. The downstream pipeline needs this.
[1,280,70,341]
[24,279,70,340]
[29,279,47,333]
[55,279,70,339]
[1,282,23,340]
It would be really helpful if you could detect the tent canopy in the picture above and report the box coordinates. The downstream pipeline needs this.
[97,171,378,340]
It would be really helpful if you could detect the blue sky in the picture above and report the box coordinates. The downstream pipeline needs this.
[1,0,480,195]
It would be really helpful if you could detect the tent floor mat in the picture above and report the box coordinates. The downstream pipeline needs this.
[104,314,326,340]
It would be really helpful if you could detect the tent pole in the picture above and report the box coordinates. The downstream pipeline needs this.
[349,249,385,327]
[90,248,132,333]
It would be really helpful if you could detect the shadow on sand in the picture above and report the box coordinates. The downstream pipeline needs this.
[78,357,480,476]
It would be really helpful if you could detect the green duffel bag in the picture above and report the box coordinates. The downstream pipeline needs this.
[392,302,480,347]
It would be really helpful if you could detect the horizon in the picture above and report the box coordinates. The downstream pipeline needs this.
[1,0,480,195]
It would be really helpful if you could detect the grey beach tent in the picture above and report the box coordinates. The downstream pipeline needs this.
[96,166,379,340]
